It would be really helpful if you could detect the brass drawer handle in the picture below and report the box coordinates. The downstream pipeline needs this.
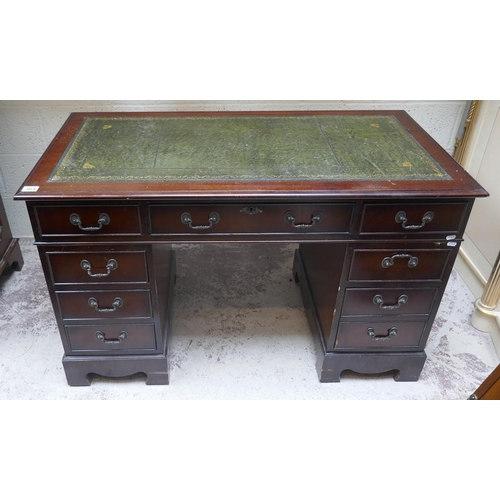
[70,212,110,231]
[88,297,123,312]
[181,212,220,230]
[80,258,118,278]
[395,210,434,230]
[366,327,398,341]
[284,211,323,228]
[95,330,127,344]
[373,294,408,310]
[381,254,418,268]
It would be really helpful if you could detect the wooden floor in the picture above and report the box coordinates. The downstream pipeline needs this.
[469,364,500,399]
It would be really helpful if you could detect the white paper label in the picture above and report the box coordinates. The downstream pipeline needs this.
[446,235,456,240]
[21,186,39,192]
[447,241,458,247]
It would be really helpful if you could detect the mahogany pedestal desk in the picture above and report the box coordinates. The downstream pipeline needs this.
[15,111,487,386]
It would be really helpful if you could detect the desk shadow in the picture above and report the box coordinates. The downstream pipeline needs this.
[168,243,318,376]
[172,243,303,310]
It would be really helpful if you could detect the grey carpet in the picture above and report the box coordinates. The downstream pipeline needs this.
[0,239,498,399]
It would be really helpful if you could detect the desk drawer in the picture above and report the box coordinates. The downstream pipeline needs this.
[34,204,141,237]
[48,250,149,284]
[360,202,468,235]
[65,323,157,354]
[335,321,426,351]
[57,290,152,320]
[150,203,353,235]
[348,248,452,282]
[342,287,437,317]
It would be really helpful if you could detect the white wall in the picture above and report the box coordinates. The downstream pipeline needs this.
[454,101,500,300]
[461,101,500,268]
[0,100,467,238]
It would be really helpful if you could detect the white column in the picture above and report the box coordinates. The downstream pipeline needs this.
[472,249,500,354]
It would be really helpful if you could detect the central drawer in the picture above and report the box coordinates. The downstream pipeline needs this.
[149,203,354,235]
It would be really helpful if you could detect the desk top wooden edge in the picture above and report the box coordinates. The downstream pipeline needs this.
[15,110,488,201]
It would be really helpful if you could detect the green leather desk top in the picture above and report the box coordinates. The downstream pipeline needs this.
[49,115,450,183]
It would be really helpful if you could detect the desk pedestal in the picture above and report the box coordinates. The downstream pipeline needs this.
[293,241,455,382]
[40,246,176,386]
